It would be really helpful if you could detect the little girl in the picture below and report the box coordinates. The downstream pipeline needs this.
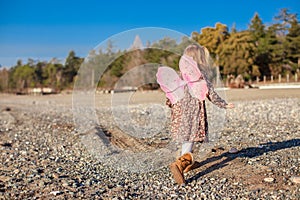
[156,44,234,185]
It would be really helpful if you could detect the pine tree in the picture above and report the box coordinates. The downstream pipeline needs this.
[64,51,83,87]
[217,31,255,76]
[192,23,229,59]
[249,13,265,41]
[268,8,298,75]
[286,18,300,71]
[249,13,271,77]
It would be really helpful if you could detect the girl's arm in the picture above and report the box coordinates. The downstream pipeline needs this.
[203,71,233,109]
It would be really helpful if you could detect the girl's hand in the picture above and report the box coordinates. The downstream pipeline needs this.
[226,103,235,109]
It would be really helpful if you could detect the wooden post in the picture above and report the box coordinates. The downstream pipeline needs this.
[279,74,281,83]
[91,68,94,88]
[287,74,289,82]
[263,76,266,84]
[216,66,220,86]
[295,73,298,82]
[271,75,273,82]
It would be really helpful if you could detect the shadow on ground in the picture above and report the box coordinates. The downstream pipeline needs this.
[187,138,300,183]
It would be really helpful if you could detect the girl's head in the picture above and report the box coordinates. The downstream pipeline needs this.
[183,44,210,68]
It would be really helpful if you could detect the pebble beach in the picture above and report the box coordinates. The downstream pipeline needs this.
[0,89,299,199]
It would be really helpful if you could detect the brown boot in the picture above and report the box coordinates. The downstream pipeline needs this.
[169,152,194,185]
[183,161,202,173]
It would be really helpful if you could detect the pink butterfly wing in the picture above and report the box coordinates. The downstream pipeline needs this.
[187,80,208,100]
[156,67,185,104]
[179,55,208,100]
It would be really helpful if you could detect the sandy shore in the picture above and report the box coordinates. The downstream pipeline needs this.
[0,89,299,199]
[1,88,300,107]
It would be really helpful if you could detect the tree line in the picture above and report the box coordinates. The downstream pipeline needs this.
[0,8,299,93]
[192,8,300,81]
[0,51,83,93]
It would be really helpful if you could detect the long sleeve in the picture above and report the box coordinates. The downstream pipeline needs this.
[203,71,228,109]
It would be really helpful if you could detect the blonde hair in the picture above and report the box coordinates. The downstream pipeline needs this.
[183,44,210,68]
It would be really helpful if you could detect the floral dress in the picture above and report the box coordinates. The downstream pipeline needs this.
[167,71,228,143]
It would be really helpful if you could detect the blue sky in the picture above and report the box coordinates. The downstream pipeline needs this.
[0,0,299,67]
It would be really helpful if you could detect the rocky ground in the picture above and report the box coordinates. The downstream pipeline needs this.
[0,89,300,199]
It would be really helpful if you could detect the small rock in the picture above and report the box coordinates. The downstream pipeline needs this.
[39,181,45,187]
[229,147,238,154]
[220,178,227,183]
[264,177,275,183]
[85,180,92,186]
[52,173,59,179]
[290,176,300,184]
[0,176,10,182]
[50,191,63,196]
[62,181,69,187]
[233,182,239,186]
[3,107,11,111]
[266,168,273,172]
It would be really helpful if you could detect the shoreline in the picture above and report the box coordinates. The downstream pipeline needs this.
[1,88,300,107]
